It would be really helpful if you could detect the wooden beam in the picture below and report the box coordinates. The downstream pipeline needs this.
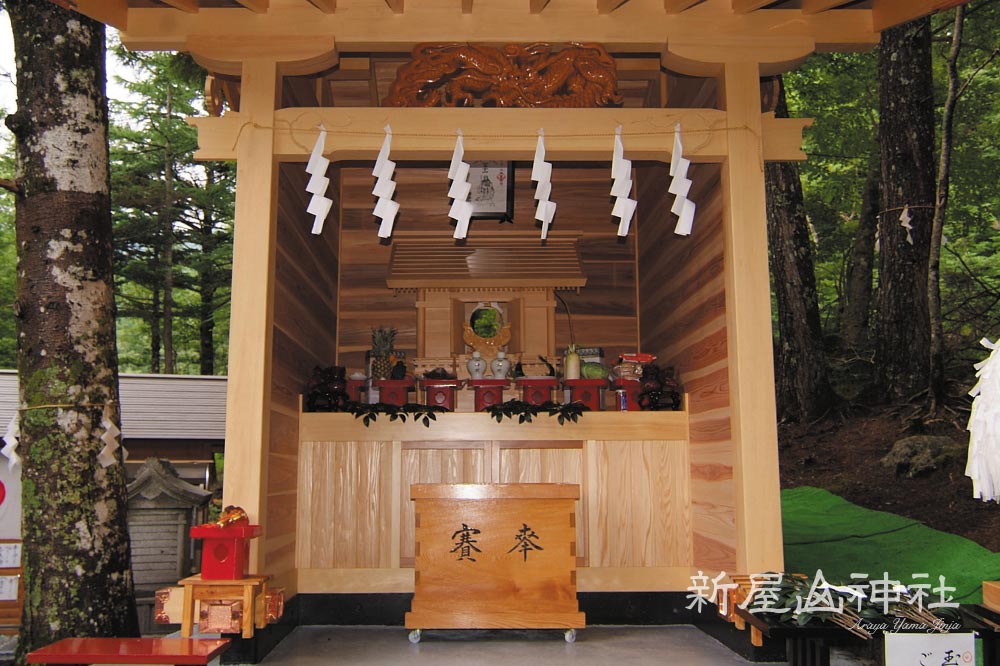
[221,56,280,573]
[597,0,631,14]
[56,0,127,30]
[664,35,814,77]
[306,0,337,11]
[123,5,877,60]
[161,0,199,12]
[731,0,774,13]
[800,0,852,14]
[386,0,404,13]
[462,0,473,14]
[718,59,784,576]
[529,0,551,12]
[872,0,968,32]
[189,106,810,163]
[234,0,268,12]
[664,0,705,12]
[186,34,338,76]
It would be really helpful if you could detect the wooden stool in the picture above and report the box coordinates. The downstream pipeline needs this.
[179,574,270,639]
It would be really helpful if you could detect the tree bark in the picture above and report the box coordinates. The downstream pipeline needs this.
[198,169,218,376]
[875,17,935,403]
[928,6,965,409]
[3,2,139,660]
[764,76,839,422]
[840,163,879,351]
[150,286,161,374]
[161,86,175,375]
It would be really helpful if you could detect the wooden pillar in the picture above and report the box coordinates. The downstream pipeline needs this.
[222,58,280,571]
[719,60,784,575]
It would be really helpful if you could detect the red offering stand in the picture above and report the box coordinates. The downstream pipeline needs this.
[373,378,414,406]
[190,525,261,580]
[562,378,607,412]
[515,377,558,406]
[418,378,464,411]
[468,378,509,411]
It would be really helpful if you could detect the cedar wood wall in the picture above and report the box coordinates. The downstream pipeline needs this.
[265,163,341,590]
[637,162,736,572]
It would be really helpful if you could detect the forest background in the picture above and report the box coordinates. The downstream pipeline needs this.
[0,3,998,412]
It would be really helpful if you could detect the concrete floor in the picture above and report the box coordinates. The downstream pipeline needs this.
[257,625,778,666]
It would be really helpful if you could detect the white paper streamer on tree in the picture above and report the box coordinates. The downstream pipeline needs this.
[610,126,636,237]
[305,126,333,235]
[448,130,474,239]
[1,415,20,470]
[97,403,126,468]
[670,123,697,236]
[532,129,557,240]
[372,125,400,239]
[966,338,1000,502]
[899,204,914,245]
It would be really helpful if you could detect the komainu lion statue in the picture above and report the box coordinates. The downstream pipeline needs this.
[383,42,623,108]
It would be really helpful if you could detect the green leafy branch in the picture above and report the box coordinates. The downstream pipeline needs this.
[485,399,588,425]
[346,401,447,428]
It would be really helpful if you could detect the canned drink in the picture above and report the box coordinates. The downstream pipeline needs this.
[616,390,628,411]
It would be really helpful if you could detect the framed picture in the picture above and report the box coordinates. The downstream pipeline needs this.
[468,161,514,221]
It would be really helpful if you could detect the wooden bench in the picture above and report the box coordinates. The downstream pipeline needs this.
[27,637,230,666]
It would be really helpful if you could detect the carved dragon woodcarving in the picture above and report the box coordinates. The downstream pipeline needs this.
[383,42,623,108]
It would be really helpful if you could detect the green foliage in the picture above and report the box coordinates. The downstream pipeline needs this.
[370,326,397,354]
[0,131,14,368]
[347,401,446,428]
[470,307,500,338]
[485,399,587,425]
[109,40,234,375]
[782,6,1000,391]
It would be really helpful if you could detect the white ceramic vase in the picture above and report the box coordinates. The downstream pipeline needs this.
[490,351,511,379]
[467,351,487,379]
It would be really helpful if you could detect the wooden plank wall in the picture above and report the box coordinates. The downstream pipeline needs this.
[636,162,735,572]
[268,163,341,590]
[337,165,637,370]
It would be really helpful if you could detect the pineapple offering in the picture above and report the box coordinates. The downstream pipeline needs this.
[369,326,398,379]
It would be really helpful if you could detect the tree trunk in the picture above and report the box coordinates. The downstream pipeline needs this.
[764,76,839,422]
[875,17,935,403]
[840,163,879,351]
[3,2,139,660]
[198,169,218,376]
[928,6,965,409]
[161,86,175,375]
[150,286,161,374]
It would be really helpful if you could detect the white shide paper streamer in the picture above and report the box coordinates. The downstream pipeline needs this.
[448,130,474,239]
[610,126,636,237]
[967,338,1000,502]
[305,126,333,235]
[670,123,697,236]
[373,125,400,239]
[1,414,20,470]
[97,403,127,468]
[899,204,914,245]
[532,130,557,240]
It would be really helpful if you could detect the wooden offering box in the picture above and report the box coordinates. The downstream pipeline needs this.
[406,484,585,633]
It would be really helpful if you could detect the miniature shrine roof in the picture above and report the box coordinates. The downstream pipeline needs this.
[386,231,587,291]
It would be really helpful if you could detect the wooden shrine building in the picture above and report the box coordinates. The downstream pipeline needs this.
[60,0,966,640]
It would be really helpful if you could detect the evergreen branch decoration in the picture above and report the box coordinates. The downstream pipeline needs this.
[485,399,588,425]
[347,401,447,428]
